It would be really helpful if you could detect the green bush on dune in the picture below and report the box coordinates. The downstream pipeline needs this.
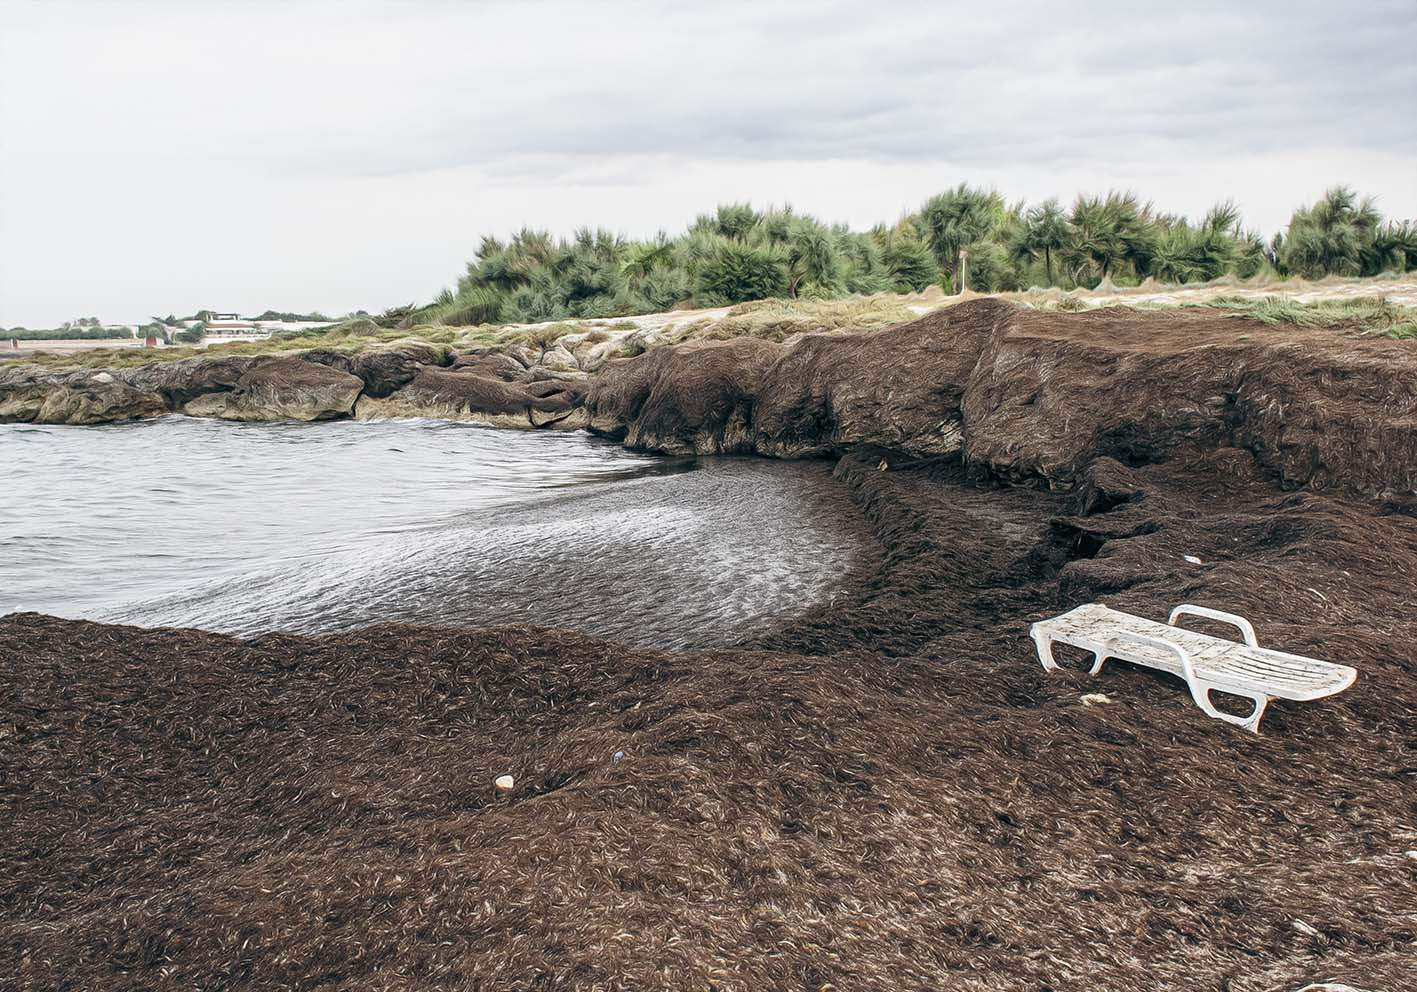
[1275,187,1416,280]
[399,186,1416,330]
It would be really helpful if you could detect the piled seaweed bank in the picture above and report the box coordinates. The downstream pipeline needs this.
[582,298,1417,497]
[4,301,1417,989]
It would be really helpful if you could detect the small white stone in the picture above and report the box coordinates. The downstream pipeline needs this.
[494,774,515,791]
[1183,555,1203,564]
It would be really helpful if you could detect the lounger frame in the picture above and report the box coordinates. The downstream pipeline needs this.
[1030,603,1358,733]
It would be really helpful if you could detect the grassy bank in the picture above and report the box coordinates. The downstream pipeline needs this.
[12,276,1417,376]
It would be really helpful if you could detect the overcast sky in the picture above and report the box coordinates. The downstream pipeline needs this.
[2,0,1414,327]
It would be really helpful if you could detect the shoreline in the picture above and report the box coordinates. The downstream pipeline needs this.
[5,296,1417,495]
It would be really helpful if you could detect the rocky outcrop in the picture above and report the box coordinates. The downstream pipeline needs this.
[36,375,169,425]
[183,358,364,422]
[0,368,68,423]
[449,350,532,382]
[300,344,451,400]
[0,340,581,430]
[355,366,588,428]
[124,356,263,408]
[0,369,168,425]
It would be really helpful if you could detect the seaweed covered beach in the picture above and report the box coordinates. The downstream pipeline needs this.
[5,298,1417,989]
[7,0,1417,984]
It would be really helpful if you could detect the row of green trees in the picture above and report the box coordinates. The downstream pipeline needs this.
[405,186,1414,327]
[417,210,939,327]
[411,186,1413,327]
[4,317,208,343]
[4,318,133,340]
[248,309,334,323]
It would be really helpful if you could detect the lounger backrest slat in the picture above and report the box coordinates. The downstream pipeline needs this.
[1217,663,1328,686]
[1216,655,1337,681]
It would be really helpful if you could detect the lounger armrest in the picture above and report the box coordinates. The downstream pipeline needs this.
[1167,604,1258,646]
[1103,631,1198,688]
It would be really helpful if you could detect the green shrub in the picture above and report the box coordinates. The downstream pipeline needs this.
[1278,187,1395,278]
[695,238,789,306]
[438,287,504,326]
[880,236,940,293]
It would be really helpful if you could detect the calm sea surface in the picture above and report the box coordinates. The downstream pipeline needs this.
[0,418,865,647]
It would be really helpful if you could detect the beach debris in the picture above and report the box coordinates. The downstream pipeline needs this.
[494,774,515,792]
[1183,554,1203,564]
[1291,919,1320,937]
[1080,693,1112,707]
[1295,984,1375,992]
[612,750,625,761]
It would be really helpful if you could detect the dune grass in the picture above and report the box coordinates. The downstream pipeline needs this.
[10,323,516,373]
[14,278,1417,378]
[1211,295,1417,337]
[1016,291,1417,339]
[692,295,927,343]
[1153,294,1417,338]
[20,335,344,371]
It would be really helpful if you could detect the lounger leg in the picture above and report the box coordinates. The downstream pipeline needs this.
[1089,652,1107,676]
[1191,683,1269,734]
[1032,628,1059,672]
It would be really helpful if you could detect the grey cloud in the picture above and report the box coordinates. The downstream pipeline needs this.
[332,0,1416,179]
[1,0,1414,325]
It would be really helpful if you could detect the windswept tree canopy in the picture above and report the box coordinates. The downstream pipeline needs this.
[917,184,1002,284]
[1276,186,1415,279]
[1010,200,1070,285]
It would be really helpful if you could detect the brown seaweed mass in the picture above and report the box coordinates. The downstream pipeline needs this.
[4,301,1417,990]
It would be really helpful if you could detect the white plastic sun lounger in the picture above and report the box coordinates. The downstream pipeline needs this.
[1030,603,1357,733]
